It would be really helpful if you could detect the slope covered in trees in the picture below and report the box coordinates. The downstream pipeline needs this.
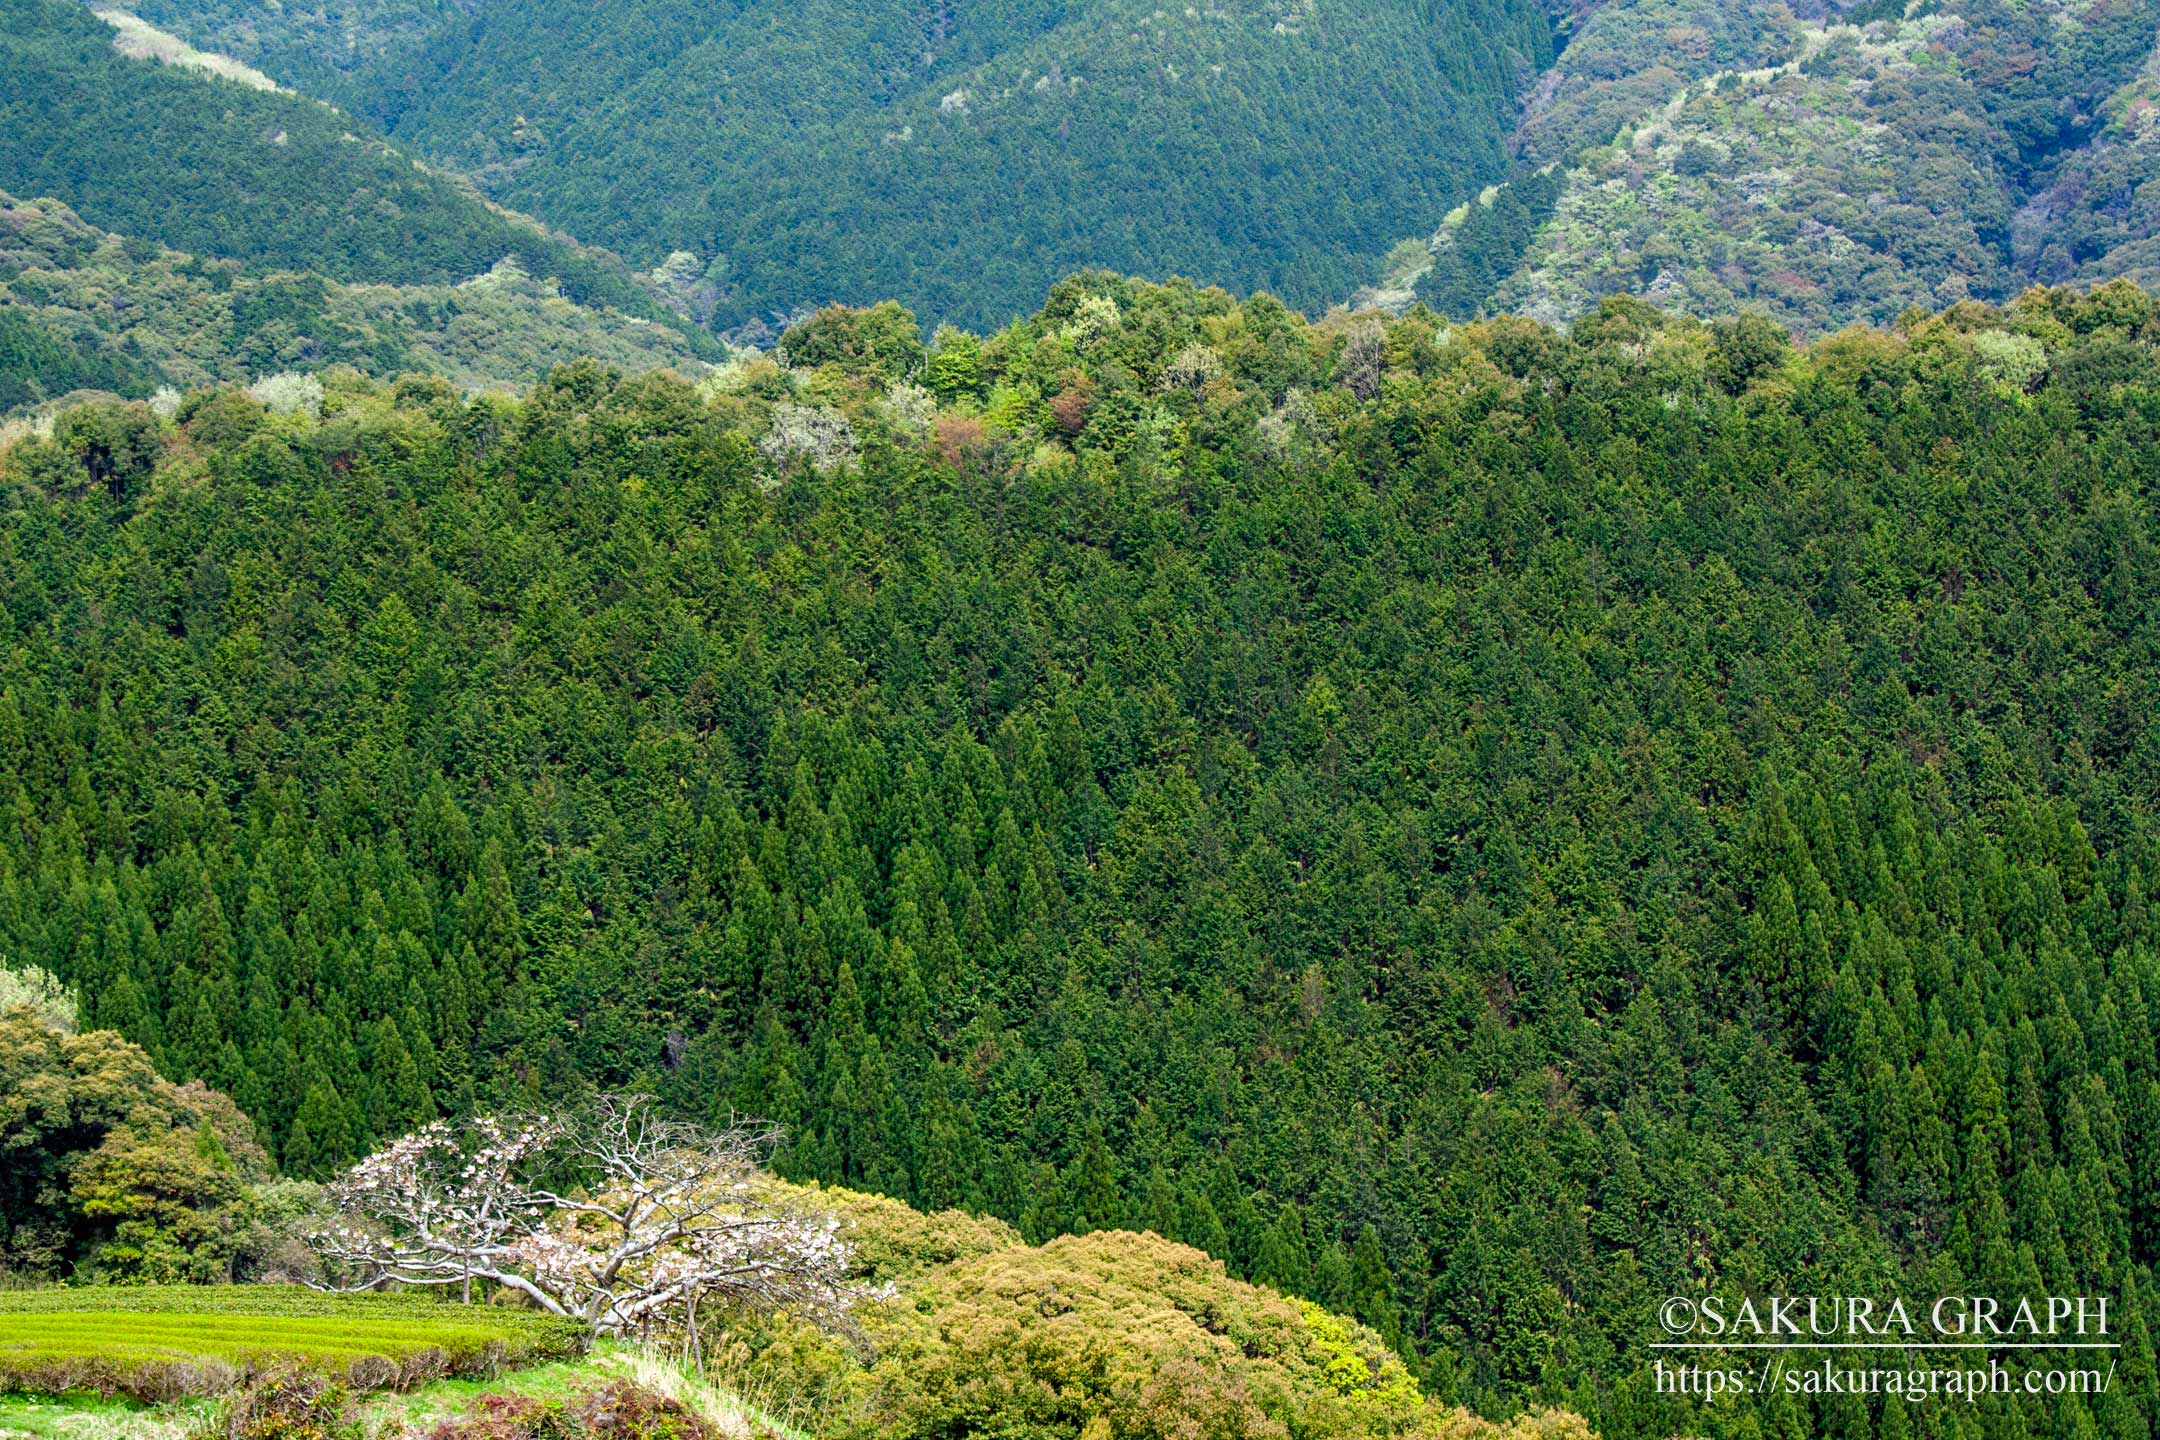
[0,192,711,414]
[0,0,684,323]
[110,0,470,102]
[110,0,1556,332]
[5,276,2160,1440]
[1390,0,2160,331]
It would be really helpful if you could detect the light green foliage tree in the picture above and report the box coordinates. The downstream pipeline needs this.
[245,373,325,418]
[925,328,984,400]
[0,962,74,1032]
[0,1009,281,1282]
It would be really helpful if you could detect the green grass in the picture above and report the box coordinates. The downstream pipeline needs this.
[359,1353,612,1431]
[0,1392,217,1440]
[0,1344,810,1440]
[0,1290,587,1403]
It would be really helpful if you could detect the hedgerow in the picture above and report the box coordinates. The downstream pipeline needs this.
[0,1288,587,1401]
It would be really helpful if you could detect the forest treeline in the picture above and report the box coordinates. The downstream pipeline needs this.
[0,192,713,414]
[3,275,2160,1440]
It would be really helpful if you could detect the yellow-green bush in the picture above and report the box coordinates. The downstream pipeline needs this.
[812,1182,1024,1287]
[829,1229,1587,1440]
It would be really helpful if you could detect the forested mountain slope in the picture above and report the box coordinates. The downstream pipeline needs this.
[1392,0,2160,331]
[112,0,470,101]
[105,0,1556,333]
[0,0,723,406]
[0,192,711,414]
[5,275,2160,1440]
[0,0,686,323]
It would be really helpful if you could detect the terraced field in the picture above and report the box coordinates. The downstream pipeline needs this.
[0,1288,588,1401]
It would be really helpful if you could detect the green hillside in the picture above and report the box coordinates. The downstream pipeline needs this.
[1397,0,2160,330]
[114,0,1556,332]
[0,192,711,413]
[5,276,2160,1440]
[115,0,469,102]
[1488,16,2023,331]
[0,989,1584,1440]
[0,0,679,320]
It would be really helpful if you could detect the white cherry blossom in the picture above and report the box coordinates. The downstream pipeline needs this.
[308,1095,863,1338]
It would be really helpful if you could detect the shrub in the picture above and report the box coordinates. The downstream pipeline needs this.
[0,1288,588,1401]
[427,1383,709,1440]
[229,1377,356,1440]
[572,1382,711,1440]
[812,1182,1022,1287]
[839,1229,1586,1440]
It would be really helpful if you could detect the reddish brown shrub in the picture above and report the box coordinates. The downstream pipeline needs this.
[230,1377,357,1440]
[427,1382,708,1440]
[427,1391,558,1440]
[574,1381,712,1440]
[1049,379,1093,435]
[933,415,986,467]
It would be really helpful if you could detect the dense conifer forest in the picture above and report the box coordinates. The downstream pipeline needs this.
[5,276,2160,1440]
[0,0,683,323]
[102,0,1556,331]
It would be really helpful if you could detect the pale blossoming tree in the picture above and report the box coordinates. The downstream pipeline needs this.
[308,1095,863,1340]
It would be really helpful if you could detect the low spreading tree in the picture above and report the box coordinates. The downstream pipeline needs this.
[309,1094,865,1339]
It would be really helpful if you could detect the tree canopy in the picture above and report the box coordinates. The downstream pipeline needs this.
[3,277,2159,1440]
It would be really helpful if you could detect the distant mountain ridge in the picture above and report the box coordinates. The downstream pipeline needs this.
[0,0,699,319]
[34,0,2160,351]
[1380,0,2160,332]
[0,0,721,409]
[97,0,1559,334]
[0,191,712,414]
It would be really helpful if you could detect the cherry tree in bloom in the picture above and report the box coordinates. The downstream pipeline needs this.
[309,1094,864,1337]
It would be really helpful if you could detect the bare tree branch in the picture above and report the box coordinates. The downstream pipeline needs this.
[307,1095,867,1337]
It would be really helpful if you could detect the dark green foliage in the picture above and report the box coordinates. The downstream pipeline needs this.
[133,0,1556,330]
[4,279,2160,1440]
[1414,168,1564,320]
[778,303,927,383]
[0,306,153,411]
[8,400,162,505]
[0,0,678,321]
[0,1004,295,1284]
[1707,310,1790,393]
